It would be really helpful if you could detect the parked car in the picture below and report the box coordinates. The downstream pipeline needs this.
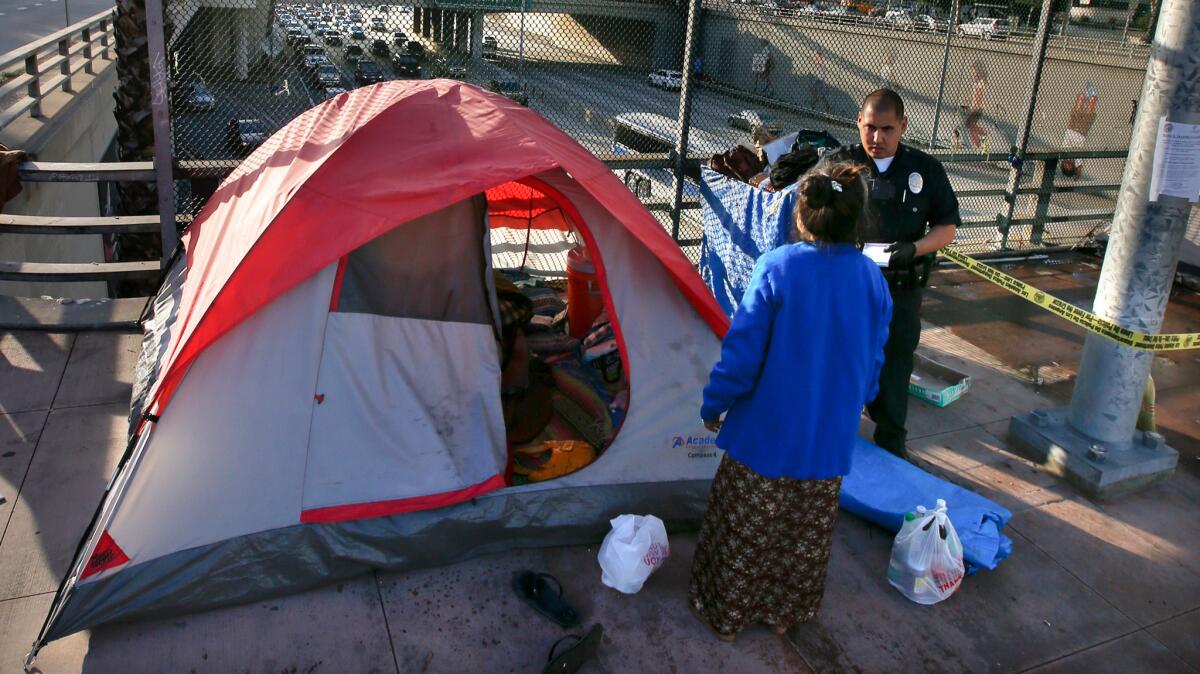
[355,60,386,85]
[958,17,1009,39]
[228,119,269,155]
[487,79,528,106]
[322,86,347,101]
[727,109,780,133]
[286,27,307,45]
[406,40,426,59]
[316,63,342,86]
[175,79,215,111]
[350,24,366,39]
[323,29,342,45]
[482,36,498,61]
[371,16,386,31]
[392,52,421,77]
[393,30,408,45]
[647,69,682,90]
[371,38,390,56]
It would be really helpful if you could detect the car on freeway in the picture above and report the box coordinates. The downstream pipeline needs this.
[371,16,386,31]
[392,52,421,77]
[914,14,945,31]
[323,86,347,101]
[229,119,269,156]
[440,56,468,78]
[727,109,781,133]
[324,29,342,44]
[175,79,216,111]
[406,41,426,59]
[350,24,366,39]
[304,52,332,71]
[883,9,915,28]
[316,63,342,86]
[371,38,390,56]
[487,79,528,106]
[647,69,682,90]
[393,30,407,45]
[957,17,1009,39]
[355,61,387,85]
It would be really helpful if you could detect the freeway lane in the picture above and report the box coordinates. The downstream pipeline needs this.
[0,0,113,55]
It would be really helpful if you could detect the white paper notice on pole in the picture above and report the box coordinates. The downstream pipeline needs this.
[1149,117,1200,203]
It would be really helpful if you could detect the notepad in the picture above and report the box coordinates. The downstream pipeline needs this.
[863,243,891,267]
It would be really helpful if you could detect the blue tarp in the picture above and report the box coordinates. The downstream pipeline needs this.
[699,167,1013,572]
[842,439,1012,571]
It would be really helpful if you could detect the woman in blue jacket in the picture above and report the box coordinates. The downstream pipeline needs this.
[690,162,892,641]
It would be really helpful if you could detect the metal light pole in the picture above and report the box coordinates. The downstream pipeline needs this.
[1009,0,1195,498]
[1001,0,1054,244]
[518,0,526,81]
[929,0,960,148]
[670,0,701,240]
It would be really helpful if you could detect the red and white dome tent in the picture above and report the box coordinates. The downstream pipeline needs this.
[29,80,728,658]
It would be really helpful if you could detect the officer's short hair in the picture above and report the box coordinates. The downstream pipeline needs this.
[862,89,905,120]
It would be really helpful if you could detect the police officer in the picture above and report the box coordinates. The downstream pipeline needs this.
[825,89,960,458]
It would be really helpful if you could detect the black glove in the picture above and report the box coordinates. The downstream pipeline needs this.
[885,241,917,269]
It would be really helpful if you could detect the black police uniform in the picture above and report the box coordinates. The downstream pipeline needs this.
[825,143,961,456]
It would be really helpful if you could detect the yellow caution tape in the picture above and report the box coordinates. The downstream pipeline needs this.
[940,248,1200,352]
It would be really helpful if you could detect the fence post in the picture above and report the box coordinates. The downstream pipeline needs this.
[25,54,42,118]
[1031,158,1056,246]
[671,0,702,241]
[59,38,74,94]
[83,27,95,75]
[929,0,960,148]
[144,0,179,261]
[100,18,111,60]
[1001,0,1054,245]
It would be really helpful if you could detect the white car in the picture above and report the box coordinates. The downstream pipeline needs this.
[883,10,915,28]
[957,17,1009,39]
[648,69,682,90]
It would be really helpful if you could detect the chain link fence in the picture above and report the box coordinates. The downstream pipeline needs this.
[158,0,1153,260]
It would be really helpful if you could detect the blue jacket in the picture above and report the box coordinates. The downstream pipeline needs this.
[701,242,892,480]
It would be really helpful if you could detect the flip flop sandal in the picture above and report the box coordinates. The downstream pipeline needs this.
[543,624,603,674]
[512,571,581,628]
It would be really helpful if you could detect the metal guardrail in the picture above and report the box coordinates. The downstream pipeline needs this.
[0,9,116,133]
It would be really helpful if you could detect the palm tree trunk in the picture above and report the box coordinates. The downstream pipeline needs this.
[111,0,166,293]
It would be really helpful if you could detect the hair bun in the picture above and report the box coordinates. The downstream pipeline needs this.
[802,174,834,209]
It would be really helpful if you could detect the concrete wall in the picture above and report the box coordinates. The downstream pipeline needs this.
[486,11,681,70]
[697,11,1146,150]
[0,62,118,299]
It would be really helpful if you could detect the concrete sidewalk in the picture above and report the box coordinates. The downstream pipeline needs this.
[1,254,1197,673]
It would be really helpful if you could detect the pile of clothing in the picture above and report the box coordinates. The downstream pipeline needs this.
[494,271,629,485]
[707,129,840,192]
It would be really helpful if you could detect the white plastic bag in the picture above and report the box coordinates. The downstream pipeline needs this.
[598,514,670,594]
[887,499,965,605]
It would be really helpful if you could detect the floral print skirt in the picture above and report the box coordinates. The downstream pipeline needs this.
[689,453,842,637]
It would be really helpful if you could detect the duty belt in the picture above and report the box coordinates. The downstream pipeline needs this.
[882,254,934,291]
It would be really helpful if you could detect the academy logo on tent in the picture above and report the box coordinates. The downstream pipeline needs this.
[671,434,719,458]
[81,531,129,580]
